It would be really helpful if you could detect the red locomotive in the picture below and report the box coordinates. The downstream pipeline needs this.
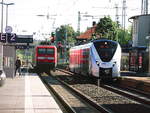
[35,45,57,72]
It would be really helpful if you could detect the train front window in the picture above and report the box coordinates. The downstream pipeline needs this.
[38,48,54,55]
[38,48,46,54]
[94,41,117,62]
[47,48,54,55]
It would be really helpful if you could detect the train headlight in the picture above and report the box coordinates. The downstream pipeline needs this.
[96,61,100,66]
[113,61,116,67]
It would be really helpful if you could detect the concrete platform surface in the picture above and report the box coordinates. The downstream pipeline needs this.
[0,73,63,113]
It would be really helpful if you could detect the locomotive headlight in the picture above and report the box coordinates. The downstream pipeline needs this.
[96,61,100,66]
[113,61,116,67]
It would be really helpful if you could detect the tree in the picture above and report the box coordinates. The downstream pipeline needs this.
[95,16,118,40]
[117,27,132,46]
[55,25,77,61]
[55,25,76,46]
[95,16,132,46]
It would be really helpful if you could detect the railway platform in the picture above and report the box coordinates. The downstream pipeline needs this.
[0,73,63,113]
[120,71,150,94]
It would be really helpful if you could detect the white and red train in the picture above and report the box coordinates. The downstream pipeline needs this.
[35,45,57,72]
[69,39,121,80]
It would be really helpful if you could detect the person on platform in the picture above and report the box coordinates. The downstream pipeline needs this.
[15,57,21,76]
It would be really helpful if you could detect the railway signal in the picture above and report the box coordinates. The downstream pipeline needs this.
[50,32,55,43]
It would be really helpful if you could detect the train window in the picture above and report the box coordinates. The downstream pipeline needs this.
[99,41,116,49]
[38,48,46,54]
[38,48,54,55]
[94,41,117,62]
[47,48,54,54]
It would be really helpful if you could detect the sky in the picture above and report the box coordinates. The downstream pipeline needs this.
[0,0,145,39]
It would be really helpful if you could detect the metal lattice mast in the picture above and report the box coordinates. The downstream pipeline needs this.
[77,11,81,34]
[115,4,119,25]
[122,0,126,30]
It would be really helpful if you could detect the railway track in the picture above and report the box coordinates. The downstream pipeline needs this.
[56,68,150,105]
[51,68,150,113]
[57,68,150,102]
[39,72,111,113]
[102,84,150,105]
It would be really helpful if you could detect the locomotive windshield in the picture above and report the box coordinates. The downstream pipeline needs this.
[38,48,54,55]
[47,48,54,55]
[94,40,117,62]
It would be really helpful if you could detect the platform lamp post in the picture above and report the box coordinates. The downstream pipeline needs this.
[4,3,15,27]
[0,1,14,78]
[0,2,14,29]
[0,0,4,71]
[0,0,4,33]
[0,0,6,81]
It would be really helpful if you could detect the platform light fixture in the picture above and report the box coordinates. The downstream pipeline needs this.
[0,2,15,30]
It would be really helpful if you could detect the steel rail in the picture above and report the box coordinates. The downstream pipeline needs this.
[57,68,150,106]
[56,76,111,113]
[39,73,112,113]
[102,84,150,106]
[38,74,76,113]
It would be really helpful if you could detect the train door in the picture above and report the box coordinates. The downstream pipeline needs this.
[81,48,89,75]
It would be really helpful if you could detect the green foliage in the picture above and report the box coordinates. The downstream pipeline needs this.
[95,16,132,45]
[117,28,132,45]
[51,32,55,37]
[16,49,33,65]
[95,16,118,40]
[55,25,76,45]
[55,25,77,61]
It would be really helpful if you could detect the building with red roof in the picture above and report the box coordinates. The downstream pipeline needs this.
[77,25,96,40]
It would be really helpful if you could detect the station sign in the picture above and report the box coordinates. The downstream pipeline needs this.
[0,34,33,43]
[0,33,16,43]
[15,45,34,49]
[16,35,33,43]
